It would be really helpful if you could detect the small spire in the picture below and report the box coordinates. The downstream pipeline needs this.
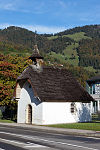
[29,44,43,63]
[29,30,43,66]
[33,44,39,54]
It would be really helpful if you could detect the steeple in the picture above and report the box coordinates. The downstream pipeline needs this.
[29,31,43,65]
[29,31,43,66]
[29,44,43,62]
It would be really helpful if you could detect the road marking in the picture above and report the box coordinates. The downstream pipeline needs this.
[0,131,99,150]
[0,148,5,150]
[0,137,46,148]
[86,137,100,140]
[24,142,46,148]
[0,137,25,145]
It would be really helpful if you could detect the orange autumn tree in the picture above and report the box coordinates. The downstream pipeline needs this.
[0,60,17,105]
[0,54,31,119]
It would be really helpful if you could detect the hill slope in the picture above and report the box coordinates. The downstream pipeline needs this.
[0,25,100,72]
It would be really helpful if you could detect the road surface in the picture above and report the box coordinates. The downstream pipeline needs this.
[0,124,100,150]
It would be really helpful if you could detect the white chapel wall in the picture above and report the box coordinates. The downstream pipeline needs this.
[42,102,91,125]
[17,81,43,124]
[42,102,76,125]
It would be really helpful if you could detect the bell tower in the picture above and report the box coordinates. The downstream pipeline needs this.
[29,44,43,67]
[29,31,44,67]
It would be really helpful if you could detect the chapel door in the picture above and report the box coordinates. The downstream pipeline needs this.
[27,105,32,124]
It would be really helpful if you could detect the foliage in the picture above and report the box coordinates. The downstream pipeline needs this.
[0,54,31,106]
[77,39,100,69]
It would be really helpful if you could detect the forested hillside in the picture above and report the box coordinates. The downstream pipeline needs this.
[47,25,100,71]
[0,25,100,71]
[54,25,100,38]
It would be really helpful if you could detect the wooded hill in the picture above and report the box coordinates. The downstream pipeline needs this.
[0,25,100,71]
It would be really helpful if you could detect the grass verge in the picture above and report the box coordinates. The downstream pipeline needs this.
[47,123,100,131]
[0,119,15,123]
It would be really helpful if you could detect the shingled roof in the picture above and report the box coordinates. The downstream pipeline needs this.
[16,65,94,102]
[87,75,100,84]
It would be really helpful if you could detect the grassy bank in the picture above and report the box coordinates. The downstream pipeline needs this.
[47,123,100,131]
[0,119,15,123]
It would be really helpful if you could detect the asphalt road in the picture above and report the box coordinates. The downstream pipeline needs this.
[0,124,100,150]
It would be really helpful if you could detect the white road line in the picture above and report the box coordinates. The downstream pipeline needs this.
[24,143,46,148]
[86,137,100,140]
[0,137,24,145]
[0,131,99,150]
[0,148,5,150]
[0,137,46,148]
[24,142,46,148]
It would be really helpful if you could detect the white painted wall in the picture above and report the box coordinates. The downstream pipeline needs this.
[42,102,91,125]
[42,102,75,125]
[17,81,43,124]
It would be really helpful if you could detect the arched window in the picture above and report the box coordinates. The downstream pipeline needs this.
[70,102,76,113]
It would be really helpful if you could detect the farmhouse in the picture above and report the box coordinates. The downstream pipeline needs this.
[86,76,100,113]
[15,45,94,125]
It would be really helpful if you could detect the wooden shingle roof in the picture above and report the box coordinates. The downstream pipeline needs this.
[17,65,94,102]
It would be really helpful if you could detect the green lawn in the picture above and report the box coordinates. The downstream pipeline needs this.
[48,123,100,131]
[0,119,15,123]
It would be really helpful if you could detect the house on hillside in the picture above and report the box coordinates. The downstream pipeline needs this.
[86,76,100,113]
[14,45,94,125]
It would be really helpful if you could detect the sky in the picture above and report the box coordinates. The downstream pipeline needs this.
[0,0,100,34]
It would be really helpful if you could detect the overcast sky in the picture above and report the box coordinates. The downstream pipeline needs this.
[0,0,100,33]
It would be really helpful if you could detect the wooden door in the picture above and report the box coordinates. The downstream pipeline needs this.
[27,105,32,124]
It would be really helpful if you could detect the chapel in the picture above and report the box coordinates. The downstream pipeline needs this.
[14,45,94,124]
